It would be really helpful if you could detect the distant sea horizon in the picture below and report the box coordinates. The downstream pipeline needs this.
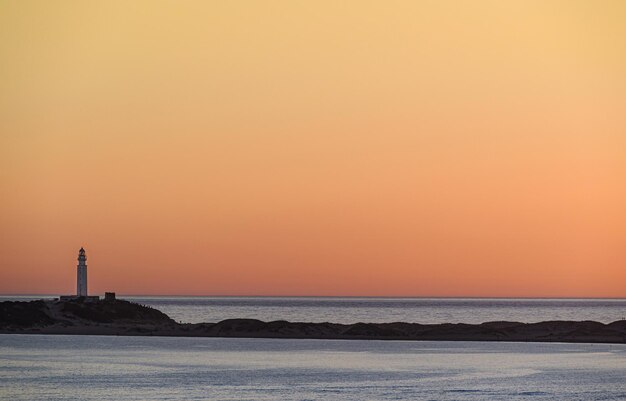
[3,293,625,299]
[3,295,625,325]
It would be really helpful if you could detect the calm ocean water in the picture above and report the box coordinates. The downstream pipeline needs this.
[0,334,625,401]
[2,296,626,324]
[2,297,625,400]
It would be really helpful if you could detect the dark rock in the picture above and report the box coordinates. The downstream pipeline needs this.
[1,300,624,344]
[60,299,174,324]
[0,300,54,328]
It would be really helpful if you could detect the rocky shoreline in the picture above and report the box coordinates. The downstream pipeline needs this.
[1,299,625,344]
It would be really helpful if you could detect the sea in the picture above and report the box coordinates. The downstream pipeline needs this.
[1,297,625,400]
[2,295,625,324]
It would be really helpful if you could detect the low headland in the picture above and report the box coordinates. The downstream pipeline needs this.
[1,299,625,344]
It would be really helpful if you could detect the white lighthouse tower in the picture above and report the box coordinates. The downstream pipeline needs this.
[77,247,88,297]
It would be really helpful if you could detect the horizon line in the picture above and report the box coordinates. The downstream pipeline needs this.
[2,293,625,300]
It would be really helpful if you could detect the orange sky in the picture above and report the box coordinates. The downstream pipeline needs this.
[1,1,625,297]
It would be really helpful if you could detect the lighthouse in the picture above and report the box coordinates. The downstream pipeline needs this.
[77,247,88,296]
[60,247,99,302]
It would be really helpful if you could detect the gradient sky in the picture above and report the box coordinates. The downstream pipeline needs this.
[1,1,625,297]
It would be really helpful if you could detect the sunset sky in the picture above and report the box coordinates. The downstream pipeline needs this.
[1,1,625,297]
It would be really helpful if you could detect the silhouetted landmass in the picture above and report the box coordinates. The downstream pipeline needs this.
[1,299,625,344]
[60,299,173,324]
[0,300,55,327]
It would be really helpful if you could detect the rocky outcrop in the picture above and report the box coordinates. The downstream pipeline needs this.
[60,299,174,324]
[1,300,625,344]
[0,300,55,327]
[0,299,175,330]
[186,318,626,343]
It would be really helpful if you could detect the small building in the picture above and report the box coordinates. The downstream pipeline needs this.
[104,292,116,301]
